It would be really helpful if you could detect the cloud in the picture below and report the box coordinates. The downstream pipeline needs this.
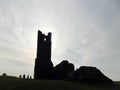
[0,0,120,80]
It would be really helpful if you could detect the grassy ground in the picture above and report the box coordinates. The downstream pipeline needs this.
[0,76,120,90]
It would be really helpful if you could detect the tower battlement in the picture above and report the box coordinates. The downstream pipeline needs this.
[37,31,51,42]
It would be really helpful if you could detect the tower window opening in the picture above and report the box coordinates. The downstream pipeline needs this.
[44,38,46,41]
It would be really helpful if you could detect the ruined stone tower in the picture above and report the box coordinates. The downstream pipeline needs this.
[34,30,53,79]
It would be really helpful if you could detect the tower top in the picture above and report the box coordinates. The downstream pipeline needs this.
[38,30,52,37]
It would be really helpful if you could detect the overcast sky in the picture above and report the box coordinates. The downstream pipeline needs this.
[0,0,120,80]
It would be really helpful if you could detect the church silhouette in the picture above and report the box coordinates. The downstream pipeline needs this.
[34,30,113,83]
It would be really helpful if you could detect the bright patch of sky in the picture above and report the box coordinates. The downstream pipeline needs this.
[0,0,120,80]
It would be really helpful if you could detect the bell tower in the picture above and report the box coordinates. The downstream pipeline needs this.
[34,30,53,79]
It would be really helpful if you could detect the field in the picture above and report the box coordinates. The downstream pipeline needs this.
[0,76,120,90]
